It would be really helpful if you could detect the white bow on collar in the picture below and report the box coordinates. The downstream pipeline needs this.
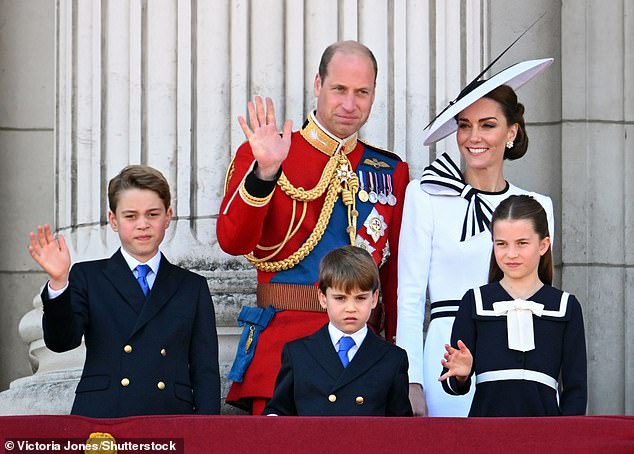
[492,299,544,352]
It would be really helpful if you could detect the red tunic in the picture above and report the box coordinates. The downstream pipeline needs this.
[217,114,409,411]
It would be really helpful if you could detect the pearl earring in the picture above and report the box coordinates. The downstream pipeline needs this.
[506,140,514,149]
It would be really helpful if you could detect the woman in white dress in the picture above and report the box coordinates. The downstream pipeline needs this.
[396,58,555,416]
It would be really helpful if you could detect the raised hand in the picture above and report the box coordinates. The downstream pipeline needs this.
[238,96,293,181]
[438,340,473,383]
[28,224,71,290]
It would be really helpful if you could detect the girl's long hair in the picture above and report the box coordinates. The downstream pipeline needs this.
[488,195,553,285]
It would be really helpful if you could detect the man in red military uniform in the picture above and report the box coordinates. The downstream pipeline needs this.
[217,41,409,414]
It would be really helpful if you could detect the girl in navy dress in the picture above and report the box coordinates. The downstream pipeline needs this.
[439,195,587,416]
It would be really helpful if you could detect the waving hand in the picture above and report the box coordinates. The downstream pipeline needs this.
[28,224,71,290]
[238,96,293,181]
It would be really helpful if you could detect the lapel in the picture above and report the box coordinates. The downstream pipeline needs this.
[129,253,184,337]
[102,249,145,315]
[305,325,347,381]
[330,329,390,393]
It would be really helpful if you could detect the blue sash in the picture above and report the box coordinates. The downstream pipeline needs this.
[271,146,399,285]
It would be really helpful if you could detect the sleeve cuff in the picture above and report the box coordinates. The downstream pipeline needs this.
[243,162,281,197]
[447,376,471,395]
[239,163,282,207]
[47,281,69,299]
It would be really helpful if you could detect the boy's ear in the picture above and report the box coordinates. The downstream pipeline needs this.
[165,206,174,228]
[108,210,118,232]
[371,289,379,309]
[318,290,328,310]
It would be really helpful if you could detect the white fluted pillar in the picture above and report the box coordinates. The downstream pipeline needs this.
[5,0,489,414]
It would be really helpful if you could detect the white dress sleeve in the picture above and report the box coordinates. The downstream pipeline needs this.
[396,179,434,385]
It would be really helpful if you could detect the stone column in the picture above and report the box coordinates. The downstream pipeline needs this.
[0,0,57,413]
[1,0,490,414]
[488,1,564,270]
[561,0,634,415]
[1,0,246,415]
[424,0,486,169]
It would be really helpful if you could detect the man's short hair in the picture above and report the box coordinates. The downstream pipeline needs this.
[318,40,378,84]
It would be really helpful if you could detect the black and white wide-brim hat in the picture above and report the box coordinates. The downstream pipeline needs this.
[423,57,554,146]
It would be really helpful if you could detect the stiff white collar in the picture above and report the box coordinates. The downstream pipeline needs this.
[327,322,368,350]
[120,248,162,275]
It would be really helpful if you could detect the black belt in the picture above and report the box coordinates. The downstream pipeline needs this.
[430,300,460,320]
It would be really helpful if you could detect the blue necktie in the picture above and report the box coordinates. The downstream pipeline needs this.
[337,336,355,368]
[136,264,151,296]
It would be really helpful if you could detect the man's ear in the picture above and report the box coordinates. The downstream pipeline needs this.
[314,73,322,98]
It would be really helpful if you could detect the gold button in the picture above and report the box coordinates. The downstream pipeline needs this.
[157,381,166,390]
[160,348,167,357]
[120,378,130,387]
[328,394,337,403]
[123,345,132,353]
[356,396,364,405]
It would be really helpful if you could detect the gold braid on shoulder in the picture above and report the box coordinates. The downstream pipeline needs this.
[245,153,359,272]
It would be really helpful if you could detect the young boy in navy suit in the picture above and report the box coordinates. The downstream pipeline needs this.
[28,165,220,417]
[263,246,412,416]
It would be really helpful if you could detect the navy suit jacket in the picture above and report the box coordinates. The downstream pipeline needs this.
[41,249,220,417]
[263,324,412,416]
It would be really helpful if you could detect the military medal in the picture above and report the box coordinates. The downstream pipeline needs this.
[368,172,378,204]
[357,171,369,203]
[355,235,376,254]
[364,209,387,242]
[386,174,397,206]
[378,174,388,205]
[336,161,353,182]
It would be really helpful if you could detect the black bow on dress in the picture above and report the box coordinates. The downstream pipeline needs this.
[420,153,495,242]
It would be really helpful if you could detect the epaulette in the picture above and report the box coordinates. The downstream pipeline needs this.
[358,138,403,162]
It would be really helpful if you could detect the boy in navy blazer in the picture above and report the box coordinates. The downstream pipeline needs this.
[263,246,412,416]
[28,165,220,417]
